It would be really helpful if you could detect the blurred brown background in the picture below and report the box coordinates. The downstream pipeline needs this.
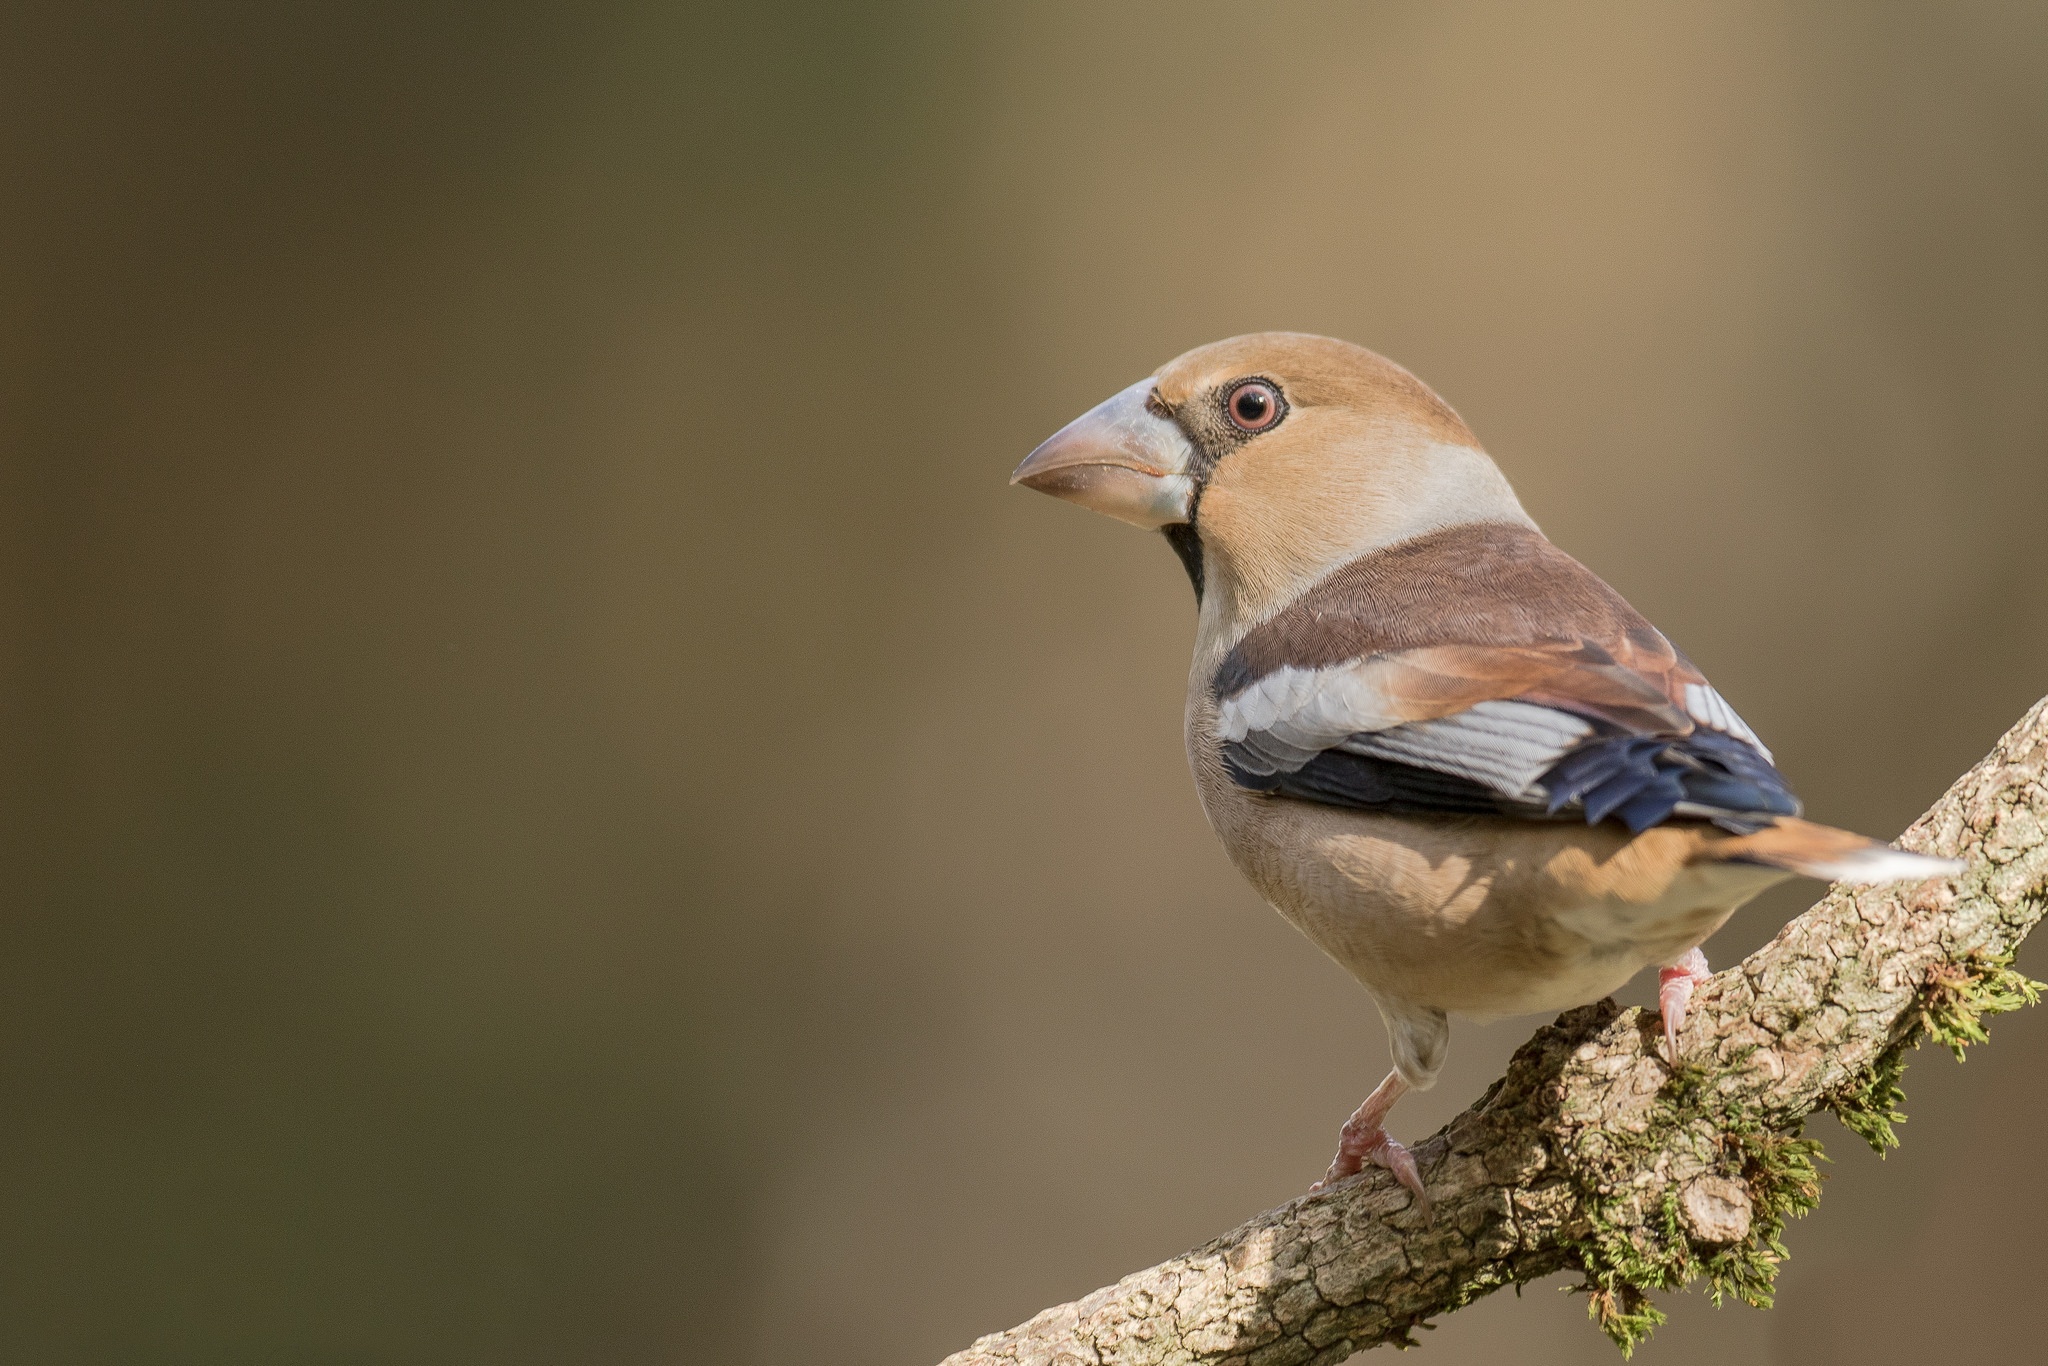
[3,2,2045,1363]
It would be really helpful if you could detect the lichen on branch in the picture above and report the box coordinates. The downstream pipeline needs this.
[940,696,2048,1366]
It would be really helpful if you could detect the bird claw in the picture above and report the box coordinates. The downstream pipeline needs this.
[1313,1124,1429,1215]
[1658,947,1712,1062]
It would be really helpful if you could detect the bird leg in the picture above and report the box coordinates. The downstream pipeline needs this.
[1310,1069,1425,1210]
[1658,946,1712,1062]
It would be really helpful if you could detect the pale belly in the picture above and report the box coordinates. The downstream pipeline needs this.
[1198,767,1787,1019]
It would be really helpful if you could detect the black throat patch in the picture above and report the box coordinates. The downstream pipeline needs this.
[1162,522,1203,602]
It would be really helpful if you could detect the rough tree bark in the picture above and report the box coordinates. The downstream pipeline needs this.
[942,695,2048,1365]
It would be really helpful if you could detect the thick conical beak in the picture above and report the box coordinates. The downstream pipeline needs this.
[1010,379,1197,529]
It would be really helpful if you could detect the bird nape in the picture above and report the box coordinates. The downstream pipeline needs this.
[1012,331,1961,1207]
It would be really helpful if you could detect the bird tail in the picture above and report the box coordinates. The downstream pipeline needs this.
[1695,815,1964,884]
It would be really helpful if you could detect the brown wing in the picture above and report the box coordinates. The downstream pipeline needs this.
[1213,521,1705,738]
[1212,522,1788,828]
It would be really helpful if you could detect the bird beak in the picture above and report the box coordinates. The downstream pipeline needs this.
[1010,379,1198,529]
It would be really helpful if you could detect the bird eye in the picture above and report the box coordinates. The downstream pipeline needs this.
[1225,379,1283,433]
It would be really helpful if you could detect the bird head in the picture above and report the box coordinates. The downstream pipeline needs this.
[1012,332,1532,624]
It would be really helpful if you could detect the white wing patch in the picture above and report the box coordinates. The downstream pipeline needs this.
[1220,664,1772,801]
[1683,683,1771,760]
[1339,701,1594,798]
[1217,657,1594,797]
[1216,661,1411,747]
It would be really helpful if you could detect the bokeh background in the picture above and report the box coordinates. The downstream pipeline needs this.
[5,2,2046,1363]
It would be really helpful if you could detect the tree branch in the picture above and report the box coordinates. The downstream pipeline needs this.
[942,695,2048,1364]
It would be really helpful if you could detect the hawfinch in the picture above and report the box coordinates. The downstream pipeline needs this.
[1011,332,1960,1207]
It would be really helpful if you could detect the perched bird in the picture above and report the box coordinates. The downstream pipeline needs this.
[1011,332,1960,1207]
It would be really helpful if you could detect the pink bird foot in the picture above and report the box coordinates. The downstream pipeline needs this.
[1309,1070,1427,1213]
[1658,947,1712,1062]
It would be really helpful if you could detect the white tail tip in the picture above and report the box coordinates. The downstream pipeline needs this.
[1806,847,1965,885]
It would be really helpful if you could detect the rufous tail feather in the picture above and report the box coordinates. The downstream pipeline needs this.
[1694,816,1962,884]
